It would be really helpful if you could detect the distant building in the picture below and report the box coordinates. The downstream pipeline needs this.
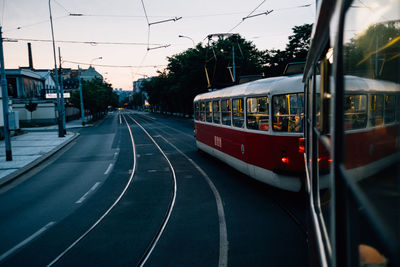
[5,68,45,99]
[80,66,103,81]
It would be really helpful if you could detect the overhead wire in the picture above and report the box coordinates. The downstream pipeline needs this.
[2,37,166,46]
[228,3,312,32]
[2,15,69,33]
[62,59,165,68]
[228,0,266,32]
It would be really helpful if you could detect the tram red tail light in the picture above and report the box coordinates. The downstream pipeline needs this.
[281,156,289,164]
[281,151,289,165]
[298,138,305,153]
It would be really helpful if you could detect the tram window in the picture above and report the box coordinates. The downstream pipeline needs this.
[369,94,384,127]
[232,98,244,128]
[344,95,367,130]
[221,99,232,126]
[343,1,400,264]
[272,93,304,132]
[212,100,221,124]
[246,96,269,131]
[200,102,205,122]
[205,101,212,122]
[194,102,200,121]
[384,95,395,124]
[396,95,400,122]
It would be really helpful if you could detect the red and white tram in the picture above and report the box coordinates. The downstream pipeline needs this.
[193,75,305,191]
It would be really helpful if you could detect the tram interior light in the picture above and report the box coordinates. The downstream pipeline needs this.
[326,48,334,64]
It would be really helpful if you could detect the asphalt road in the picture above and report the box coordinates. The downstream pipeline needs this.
[0,111,308,266]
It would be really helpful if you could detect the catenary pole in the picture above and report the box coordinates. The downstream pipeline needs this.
[78,66,85,126]
[58,47,66,134]
[0,26,12,161]
[48,0,64,137]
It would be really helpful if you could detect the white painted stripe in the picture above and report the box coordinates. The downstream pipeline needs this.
[159,136,228,267]
[0,221,56,262]
[48,115,137,266]
[104,163,113,175]
[119,114,122,125]
[75,182,101,204]
[113,152,119,160]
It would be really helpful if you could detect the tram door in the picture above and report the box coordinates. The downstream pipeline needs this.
[305,0,400,266]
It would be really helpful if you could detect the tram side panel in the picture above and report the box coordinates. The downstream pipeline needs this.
[195,121,303,191]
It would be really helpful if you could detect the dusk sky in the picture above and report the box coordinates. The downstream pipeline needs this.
[1,0,315,90]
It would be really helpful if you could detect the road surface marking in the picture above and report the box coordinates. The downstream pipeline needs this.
[76,182,101,204]
[159,135,228,267]
[0,221,56,262]
[48,115,137,266]
[104,163,113,175]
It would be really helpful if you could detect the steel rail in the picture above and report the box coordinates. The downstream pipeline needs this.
[47,114,137,266]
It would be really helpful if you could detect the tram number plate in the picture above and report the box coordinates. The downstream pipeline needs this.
[214,136,222,148]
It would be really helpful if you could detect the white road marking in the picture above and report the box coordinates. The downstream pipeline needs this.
[104,163,113,175]
[75,182,101,204]
[159,135,229,267]
[113,152,119,160]
[0,221,56,262]
[48,115,137,266]
[148,170,157,173]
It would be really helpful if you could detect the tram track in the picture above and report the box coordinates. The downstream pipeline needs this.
[127,112,229,267]
[132,111,308,238]
[124,114,178,267]
[46,114,138,266]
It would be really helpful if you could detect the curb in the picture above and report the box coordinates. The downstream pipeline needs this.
[0,132,81,188]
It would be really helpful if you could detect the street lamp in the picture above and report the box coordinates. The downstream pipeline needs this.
[178,35,195,47]
[48,0,64,137]
[90,56,102,66]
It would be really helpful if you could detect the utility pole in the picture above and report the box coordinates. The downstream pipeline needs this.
[58,47,66,134]
[232,46,236,83]
[0,26,12,161]
[48,0,64,137]
[78,66,85,126]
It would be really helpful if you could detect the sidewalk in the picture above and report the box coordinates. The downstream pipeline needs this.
[0,120,92,187]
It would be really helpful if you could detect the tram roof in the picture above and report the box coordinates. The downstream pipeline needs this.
[194,74,304,101]
[344,76,400,93]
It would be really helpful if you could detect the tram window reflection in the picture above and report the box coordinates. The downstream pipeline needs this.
[369,94,384,127]
[221,99,232,126]
[194,102,200,121]
[272,93,304,132]
[344,95,367,130]
[246,96,269,131]
[343,1,400,263]
[213,100,221,124]
[205,101,212,122]
[232,98,244,128]
[384,95,395,124]
[200,102,205,122]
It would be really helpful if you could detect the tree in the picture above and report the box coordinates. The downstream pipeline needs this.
[70,78,118,119]
[262,23,312,77]
[142,35,264,115]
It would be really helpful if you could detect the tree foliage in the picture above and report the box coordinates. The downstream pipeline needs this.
[70,78,118,118]
[343,21,400,82]
[141,23,313,115]
[262,23,312,77]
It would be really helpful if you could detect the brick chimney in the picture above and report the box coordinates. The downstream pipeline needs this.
[28,43,33,69]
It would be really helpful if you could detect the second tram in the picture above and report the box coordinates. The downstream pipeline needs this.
[194,75,305,191]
